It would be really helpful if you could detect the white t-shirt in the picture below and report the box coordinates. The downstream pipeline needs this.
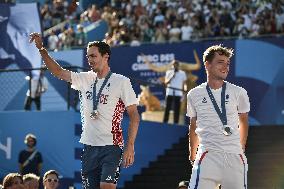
[26,76,48,98]
[181,25,193,41]
[71,71,138,147]
[47,35,59,50]
[187,81,250,154]
[165,69,187,97]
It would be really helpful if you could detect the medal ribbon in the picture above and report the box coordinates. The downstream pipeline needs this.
[206,82,227,127]
[92,71,112,112]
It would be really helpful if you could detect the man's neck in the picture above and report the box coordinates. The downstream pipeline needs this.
[97,67,110,79]
[27,147,35,152]
[207,78,224,90]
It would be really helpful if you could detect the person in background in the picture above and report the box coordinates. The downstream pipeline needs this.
[42,170,59,189]
[23,173,39,189]
[24,68,48,111]
[2,173,24,189]
[163,60,187,124]
[18,134,43,176]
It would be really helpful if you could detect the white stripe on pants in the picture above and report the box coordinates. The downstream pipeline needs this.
[189,149,248,189]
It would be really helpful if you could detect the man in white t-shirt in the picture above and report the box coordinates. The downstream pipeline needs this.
[29,33,140,189]
[163,60,187,124]
[47,31,58,51]
[24,68,48,111]
[187,45,250,189]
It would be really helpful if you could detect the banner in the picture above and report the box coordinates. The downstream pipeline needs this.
[0,3,42,70]
[110,42,207,104]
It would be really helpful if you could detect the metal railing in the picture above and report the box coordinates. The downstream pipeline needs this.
[0,66,185,112]
[0,66,88,111]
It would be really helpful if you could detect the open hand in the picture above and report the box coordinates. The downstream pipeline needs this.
[123,144,135,168]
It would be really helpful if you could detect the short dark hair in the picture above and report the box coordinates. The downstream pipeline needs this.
[24,133,37,146]
[43,170,59,181]
[87,41,111,61]
[3,173,23,189]
[203,44,234,63]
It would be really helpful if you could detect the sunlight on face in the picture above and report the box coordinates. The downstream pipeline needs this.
[86,46,108,73]
[8,177,24,189]
[43,174,59,189]
[24,179,39,189]
[206,52,231,80]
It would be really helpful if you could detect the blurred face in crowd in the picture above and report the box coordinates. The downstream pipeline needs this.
[205,52,230,81]
[6,177,24,189]
[43,174,59,189]
[23,179,39,189]
[26,137,35,148]
[173,61,179,71]
[86,46,109,73]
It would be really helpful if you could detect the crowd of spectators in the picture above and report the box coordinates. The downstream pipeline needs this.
[41,0,284,50]
[0,170,60,189]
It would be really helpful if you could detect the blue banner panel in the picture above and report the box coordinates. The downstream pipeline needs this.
[234,39,284,125]
[0,3,43,111]
[0,3,42,70]
[0,111,80,178]
[110,42,207,102]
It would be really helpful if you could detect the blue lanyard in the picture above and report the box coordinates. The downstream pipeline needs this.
[92,71,112,111]
[206,82,227,126]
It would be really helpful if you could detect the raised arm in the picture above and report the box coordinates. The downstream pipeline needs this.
[189,117,199,163]
[29,33,71,82]
[164,70,173,85]
[142,50,201,74]
[239,112,249,152]
[123,104,140,168]
[141,54,172,72]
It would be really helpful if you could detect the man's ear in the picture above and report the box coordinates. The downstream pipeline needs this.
[204,61,209,70]
[104,53,110,61]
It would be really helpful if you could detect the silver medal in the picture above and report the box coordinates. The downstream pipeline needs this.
[223,125,232,136]
[90,110,99,119]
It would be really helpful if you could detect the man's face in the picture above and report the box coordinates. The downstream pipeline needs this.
[43,174,59,189]
[173,62,179,70]
[7,177,24,189]
[24,179,39,189]
[26,138,35,148]
[86,46,108,73]
[206,52,230,80]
